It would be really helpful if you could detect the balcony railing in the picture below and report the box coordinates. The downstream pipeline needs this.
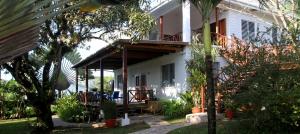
[128,87,154,103]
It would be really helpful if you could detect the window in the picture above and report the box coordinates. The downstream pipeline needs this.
[272,27,278,43]
[213,62,220,79]
[241,20,255,41]
[117,75,122,89]
[135,76,140,86]
[162,63,175,86]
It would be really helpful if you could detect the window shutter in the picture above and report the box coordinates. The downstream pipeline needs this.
[272,27,278,43]
[242,20,248,40]
[170,63,175,85]
[248,21,255,40]
[242,20,255,41]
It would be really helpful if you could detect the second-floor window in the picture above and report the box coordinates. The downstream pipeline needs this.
[241,20,255,41]
[272,27,278,43]
[162,63,175,87]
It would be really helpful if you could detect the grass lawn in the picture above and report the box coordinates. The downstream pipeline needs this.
[0,118,150,134]
[0,118,35,134]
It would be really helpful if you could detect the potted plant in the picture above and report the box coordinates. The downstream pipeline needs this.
[192,90,201,113]
[102,100,117,128]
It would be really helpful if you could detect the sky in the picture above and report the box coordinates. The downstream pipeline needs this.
[77,39,114,77]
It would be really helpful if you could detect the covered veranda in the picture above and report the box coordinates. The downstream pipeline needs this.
[72,39,187,116]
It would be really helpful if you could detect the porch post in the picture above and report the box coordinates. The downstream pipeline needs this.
[123,46,128,114]
[215,7,219,40]
[100,60,104,104]
[121,45,130,126]
[85,66,88,105]
[75,69,78,93]
[201,86,205,113]
[159,16,164,40]
[182,0,191,42]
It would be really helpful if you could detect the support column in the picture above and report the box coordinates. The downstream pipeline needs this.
[76,69,78,93]
[121,46,130,126]
[215,7,219,42]
[182,0,191,43]
[100,60,104,105]
[182,0,192,93]
[85,66,88,105]
[159,16,164,40]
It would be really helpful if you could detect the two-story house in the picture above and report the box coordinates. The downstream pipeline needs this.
[73,0,279,107]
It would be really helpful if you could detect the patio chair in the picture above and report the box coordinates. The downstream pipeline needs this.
[110,91,122,101]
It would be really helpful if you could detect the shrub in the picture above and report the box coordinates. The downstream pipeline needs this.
[161,99,191,119]
[51,105,58,114]
[220,35,300,132]
[179,91,193,108]
[102,100,117,120]
[0,80,27,119]
[25,106,35,117]
[56,94,83,122]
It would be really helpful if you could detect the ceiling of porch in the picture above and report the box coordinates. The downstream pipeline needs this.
[72,39,188,70]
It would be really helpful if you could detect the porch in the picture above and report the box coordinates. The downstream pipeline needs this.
[72,39,187,117]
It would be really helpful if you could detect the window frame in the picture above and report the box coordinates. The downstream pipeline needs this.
[161,63,175,87]
[241,20,255,41]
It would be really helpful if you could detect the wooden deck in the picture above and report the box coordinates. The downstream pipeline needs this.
[116,102,147,117]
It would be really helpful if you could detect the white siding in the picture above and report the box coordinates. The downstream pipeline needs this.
[114,51,188,100]
[226,10,274,39]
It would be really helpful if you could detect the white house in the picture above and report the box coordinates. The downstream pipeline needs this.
[112,0,279,100]
[73,0,280,101]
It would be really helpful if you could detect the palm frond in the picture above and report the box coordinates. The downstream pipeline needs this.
[0,0,85,64]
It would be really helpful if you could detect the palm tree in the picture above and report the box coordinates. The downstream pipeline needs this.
[184,0,222,133]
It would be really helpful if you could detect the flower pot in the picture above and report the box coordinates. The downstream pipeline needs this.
[192,107,201,113]
[105,119,117,128]
[225,109,233,120]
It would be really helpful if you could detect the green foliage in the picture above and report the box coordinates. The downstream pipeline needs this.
[220,34,300,132]
[102,100,117,120]
[0,80,29,119]
[51,105,58,114]
[161,91,194,119]
[94,76,114,92]
[125,8,155,41]
[25,107,36,117]
[179,91,193,108]
[186,36,207,90]
[161,99,191,119]
[56,94,83,122]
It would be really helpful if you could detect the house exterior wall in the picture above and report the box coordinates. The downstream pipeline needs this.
[114,51,187,100]
[113,1,279,100]
[226,9,275,39]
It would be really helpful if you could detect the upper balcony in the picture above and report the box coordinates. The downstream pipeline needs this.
[147,1,228,44]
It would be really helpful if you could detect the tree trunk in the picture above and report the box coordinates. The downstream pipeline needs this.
[33,102,53,133]
[203,20,216,134]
